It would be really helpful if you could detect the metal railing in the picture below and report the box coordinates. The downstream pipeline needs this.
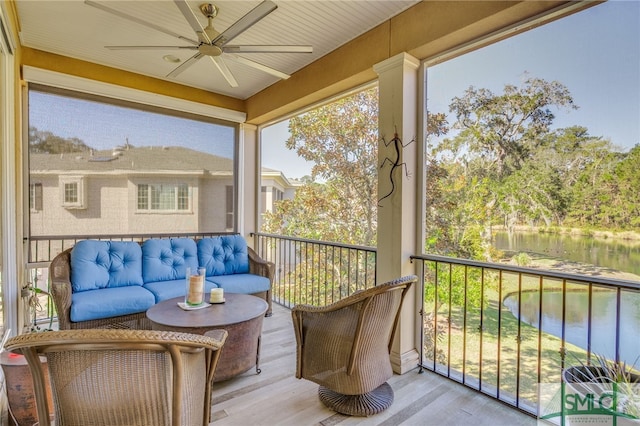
[25,233,640,420]
[252,233,377,308]
[412,253,640,417]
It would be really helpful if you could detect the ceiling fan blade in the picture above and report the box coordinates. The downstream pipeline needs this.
[224,54,289,80]
[167,52,203,78]
[106,46,197,51]
[173,0,211,43]
[213,0,277,46]
[209,56,239,88]
[85,0,198,46]
[223,45,313,54]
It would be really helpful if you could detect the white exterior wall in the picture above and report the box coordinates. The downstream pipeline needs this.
[199,176,234,232]
[30,173,232,236]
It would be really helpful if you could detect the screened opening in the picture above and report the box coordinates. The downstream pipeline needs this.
[419,1,640,409]
[27,84,238,239]
[260,86,379,247]
[424,0,640,278]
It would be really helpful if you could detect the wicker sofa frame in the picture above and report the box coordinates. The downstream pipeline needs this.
[50,241,275,330]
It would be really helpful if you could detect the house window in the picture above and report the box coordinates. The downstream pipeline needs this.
[59,176,86,209]
[225,185,234,230]
[64,182,77,204]
[30,183,42,211]
[260,186,267,215]
[137,184,189,212]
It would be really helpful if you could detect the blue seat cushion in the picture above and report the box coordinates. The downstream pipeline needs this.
[70,240,143,292]
[208,274,270,294]
[70,286,155,322]
[143,279,219,303]
[198,235,250,276]
[142,238,199,283]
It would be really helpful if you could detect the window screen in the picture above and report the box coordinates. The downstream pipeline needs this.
[28,84,237,237]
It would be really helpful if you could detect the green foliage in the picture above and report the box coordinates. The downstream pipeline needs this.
[270,240,376,307]
[267,74,640,307]
[428,75,640,263]
[512,252,532,267]
[444,75,577,178]
[423,263,489,311]
[263,88,379,247]
[29,126,92,153]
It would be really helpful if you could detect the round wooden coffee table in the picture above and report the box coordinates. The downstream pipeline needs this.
[146,293,268,381]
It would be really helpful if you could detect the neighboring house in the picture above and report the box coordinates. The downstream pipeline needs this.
[29,145,297,236]
[29,145,233,236]
[260,168,301,216]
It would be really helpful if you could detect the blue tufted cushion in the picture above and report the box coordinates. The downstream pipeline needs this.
[197,235,250,277]
[208,274,270,294]
[70,240,144,292]
[70,286,155,322]
[144,279,219,303]
[142,238,199,284]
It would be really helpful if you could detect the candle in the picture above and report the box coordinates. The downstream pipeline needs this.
[210,288,224,303]
[185,268,205,306]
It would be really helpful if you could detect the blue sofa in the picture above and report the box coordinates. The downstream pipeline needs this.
[49,234,274,330]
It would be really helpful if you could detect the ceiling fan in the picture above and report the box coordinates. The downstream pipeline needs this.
[85,0,313,88]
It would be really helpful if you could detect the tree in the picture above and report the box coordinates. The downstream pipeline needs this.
[261,89,380,303]
[262,182,356,242]
[611,145,640,228]
[428,76,580,259]
[29,126,91,153]
[265,87,379,246]
[444,76,577,178]
[567,144,640,229]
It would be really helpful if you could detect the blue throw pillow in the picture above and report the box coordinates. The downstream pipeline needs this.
[142,238,199,283]
[198,235,249,276]
[70,240,143,292]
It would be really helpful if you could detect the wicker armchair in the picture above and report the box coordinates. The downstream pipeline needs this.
[291,275,416,416]
[4,328,227,426]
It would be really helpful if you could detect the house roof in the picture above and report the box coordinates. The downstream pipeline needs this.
[30,145,233,175]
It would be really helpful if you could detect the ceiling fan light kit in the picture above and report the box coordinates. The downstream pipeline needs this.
[87,0,313,88]
[163,55,181,63]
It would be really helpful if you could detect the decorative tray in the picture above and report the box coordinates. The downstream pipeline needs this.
[177,302,211,311]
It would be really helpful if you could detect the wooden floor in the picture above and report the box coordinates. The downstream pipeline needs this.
[209,304,536,426]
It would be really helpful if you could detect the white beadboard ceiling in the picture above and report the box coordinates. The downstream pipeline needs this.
[15,0,420,100]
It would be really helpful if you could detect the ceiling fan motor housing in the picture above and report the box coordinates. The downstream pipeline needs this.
[199,44,223,56]
[90,0,312,88]
[199,4,218,19]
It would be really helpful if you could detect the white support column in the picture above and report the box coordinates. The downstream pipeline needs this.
[0,11,19,335]
[373,52,420,374]
[239,123,258,247]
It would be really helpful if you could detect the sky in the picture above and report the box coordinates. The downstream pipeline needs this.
[29,1,639,180]
[29,91,235,159]
[262,0,640,179]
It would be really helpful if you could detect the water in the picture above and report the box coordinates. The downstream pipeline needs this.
[503,289,640,366]
[494,231,640,276]
[497,231,640,366]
